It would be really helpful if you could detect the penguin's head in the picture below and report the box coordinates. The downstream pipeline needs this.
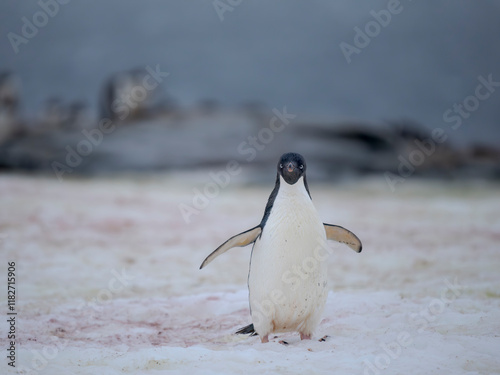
[278,152,306,185]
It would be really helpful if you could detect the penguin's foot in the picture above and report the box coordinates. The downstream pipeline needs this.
[300,333,312,340]
[261,335,269,343]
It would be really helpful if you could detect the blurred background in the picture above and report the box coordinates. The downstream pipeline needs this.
[0,0,499,181]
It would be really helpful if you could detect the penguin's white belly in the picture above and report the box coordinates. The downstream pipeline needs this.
[248,178,328,336]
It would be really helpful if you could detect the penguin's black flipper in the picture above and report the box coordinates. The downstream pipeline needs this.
[200,226,262,269]
[324,224,362,253]
[235,323,258,336]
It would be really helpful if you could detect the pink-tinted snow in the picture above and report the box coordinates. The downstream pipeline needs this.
[1,173,499,374]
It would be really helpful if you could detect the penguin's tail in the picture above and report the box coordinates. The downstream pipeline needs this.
[235,323,258,336]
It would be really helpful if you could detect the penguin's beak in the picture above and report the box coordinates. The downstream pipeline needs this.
[286,162,295,173]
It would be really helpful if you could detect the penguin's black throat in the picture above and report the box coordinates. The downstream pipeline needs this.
[278,152,306,185]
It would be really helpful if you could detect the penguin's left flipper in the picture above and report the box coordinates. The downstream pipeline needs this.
[324,224,362,253]
[199,226,262,269]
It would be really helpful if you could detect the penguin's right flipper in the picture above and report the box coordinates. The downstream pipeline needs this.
[324,224,362,253]
[199,226,261,269]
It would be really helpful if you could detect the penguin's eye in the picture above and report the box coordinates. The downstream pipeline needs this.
[280,164,283,168]
[299,165,304,169]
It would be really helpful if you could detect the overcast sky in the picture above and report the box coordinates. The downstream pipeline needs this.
[1,0,499,146]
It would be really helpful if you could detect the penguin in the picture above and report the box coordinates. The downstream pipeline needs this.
[200,152,362,343]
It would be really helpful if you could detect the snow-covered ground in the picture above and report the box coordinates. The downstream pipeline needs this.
[1,173,499,374]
